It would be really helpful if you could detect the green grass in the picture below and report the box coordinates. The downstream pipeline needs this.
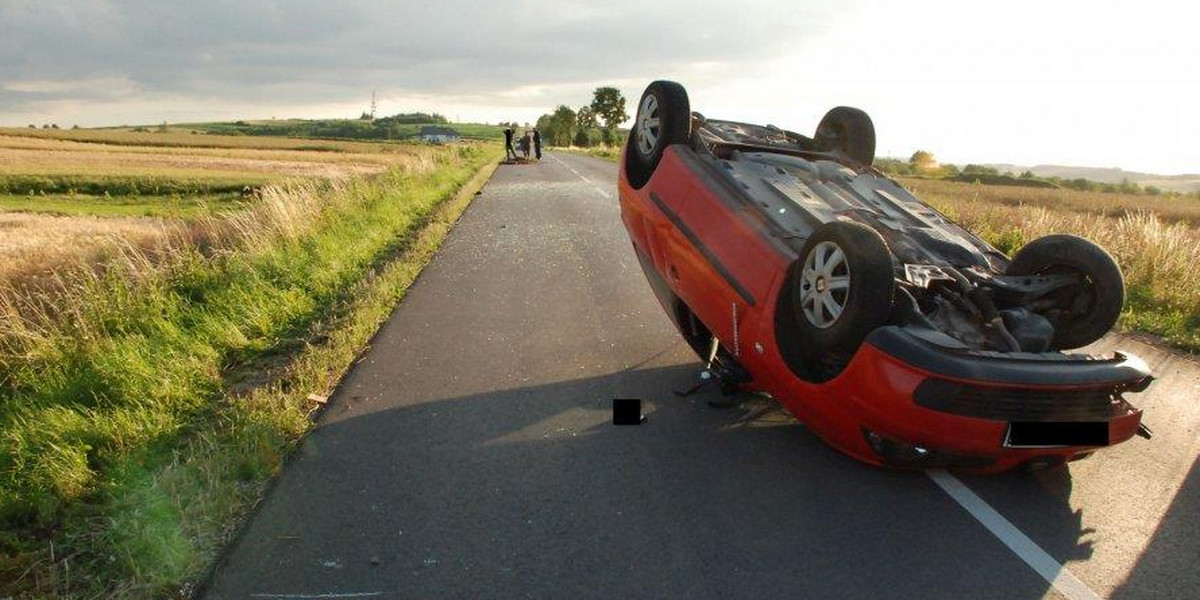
[0,173,270,197]
[0,193,247,218]
[556,145,622,162]
[0,143,502,597]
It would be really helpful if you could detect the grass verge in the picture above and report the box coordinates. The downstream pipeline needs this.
[0,144,502,598]
[555,145,621,162]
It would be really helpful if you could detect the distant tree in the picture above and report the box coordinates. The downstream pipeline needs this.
[962,164,1000,176]
[71,124,80,130]
[573,127,590,147]
[1020,170,1035,179]
[547,105,577,146]
[576,106,597,130]
[28,124,36,129]
[872,157,914,176]
[380,112,448,124]
[1069,178,1093,191]
[908,150,938,172]
[359,112,373,120]
[1117,177,1140,194]
[590,86,628,141]
[50,123,60,129]
[1145,185,1162,196]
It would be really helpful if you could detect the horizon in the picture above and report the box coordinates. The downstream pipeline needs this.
[3,0,1197,175]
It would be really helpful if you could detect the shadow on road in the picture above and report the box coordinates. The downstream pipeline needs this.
[1111,454,1200,599]
[955,466,1095,568]
[205,363,1088,599]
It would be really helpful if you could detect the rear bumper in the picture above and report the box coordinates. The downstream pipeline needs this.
[865,326,1152,389]
[826,327,1151,473]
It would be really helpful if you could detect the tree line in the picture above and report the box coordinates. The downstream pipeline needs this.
[533,86,629,147]
[875,150,1193,197]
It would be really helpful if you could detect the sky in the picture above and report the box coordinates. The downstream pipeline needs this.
[2,0,1198,174]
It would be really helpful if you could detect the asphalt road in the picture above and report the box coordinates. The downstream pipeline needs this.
[202,152,1200,600]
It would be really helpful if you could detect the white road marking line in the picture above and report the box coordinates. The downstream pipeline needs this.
[927,469,1100,600]
[550,153,614,200]
[250,593,383,599]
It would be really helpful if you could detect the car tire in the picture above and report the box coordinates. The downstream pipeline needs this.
[790,221,895,377]
[624,80,691,189]
[1006,234,1124,349]
[814,107,876,166]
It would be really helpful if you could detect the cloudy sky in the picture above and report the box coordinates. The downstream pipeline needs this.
[2,0,1197,173]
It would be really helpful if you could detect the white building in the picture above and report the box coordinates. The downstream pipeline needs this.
[418,126,461,143]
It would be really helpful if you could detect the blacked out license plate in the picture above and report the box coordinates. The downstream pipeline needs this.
[1005,421,1110,447]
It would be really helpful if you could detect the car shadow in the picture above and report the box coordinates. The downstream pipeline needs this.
[205,363,1085,600]
[954,465,1095,567]
[1110,453,1200,599]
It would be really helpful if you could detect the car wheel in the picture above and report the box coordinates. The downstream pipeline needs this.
[624,80,691,189]
[1006,234,1123,349]
[791,221,895,375]
[814,106,876,166]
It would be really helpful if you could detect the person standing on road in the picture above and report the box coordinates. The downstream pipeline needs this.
[533,129,542,160]
[504,128,517,160]
[520,131,530,159]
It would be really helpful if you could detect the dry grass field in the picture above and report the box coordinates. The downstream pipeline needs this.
[0,129,453,283]
[900,176,1200,227]
[902,177,1200,350]
[0,212,174,280]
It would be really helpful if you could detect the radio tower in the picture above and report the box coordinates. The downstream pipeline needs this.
[369,91,377,120]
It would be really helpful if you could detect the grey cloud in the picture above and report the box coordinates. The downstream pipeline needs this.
[0,0,838,118]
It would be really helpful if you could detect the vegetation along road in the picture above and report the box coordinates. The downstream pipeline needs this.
[0,127,502,597]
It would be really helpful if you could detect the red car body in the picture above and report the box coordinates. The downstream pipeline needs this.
[619,144,1150,473]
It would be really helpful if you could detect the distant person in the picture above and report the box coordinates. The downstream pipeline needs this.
[504,128,517,160]
[533,129,542,160]
[519,133,530,159]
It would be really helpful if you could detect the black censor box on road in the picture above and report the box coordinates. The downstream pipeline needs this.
[612,398,644,425]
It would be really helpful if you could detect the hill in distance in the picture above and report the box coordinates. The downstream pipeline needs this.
[985,163,1200,193]
[164,114,509,142]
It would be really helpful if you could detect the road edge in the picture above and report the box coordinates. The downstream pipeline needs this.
[188,156,500,599]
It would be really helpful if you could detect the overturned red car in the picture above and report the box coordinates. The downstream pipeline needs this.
[618,81,1153,473]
